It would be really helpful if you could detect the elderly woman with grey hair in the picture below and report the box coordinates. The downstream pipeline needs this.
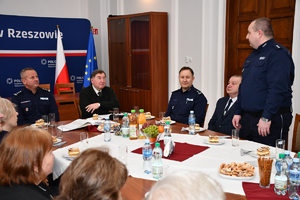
[145,170,225,200]
[0,98,18,143]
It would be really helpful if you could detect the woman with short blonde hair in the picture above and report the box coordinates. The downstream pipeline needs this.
[0,127,55,200]
[55,147,128,200]
[0,97,18,143]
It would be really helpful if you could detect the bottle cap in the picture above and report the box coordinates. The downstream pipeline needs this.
[284,150,290,155]
[166,121,170,124]
[124,113,128,116]
[145,139,150,144]
[293,158,299,163]
[190,110,194,114]
[279,153,285,158]
[155,142,160,147]
[139,109,144,112]
[105,117,109,120]
[131,110,136,113]
[298,152,300,158]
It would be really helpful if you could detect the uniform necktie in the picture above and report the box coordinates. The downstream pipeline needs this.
[98,91,102,97]
[223,99,232,116]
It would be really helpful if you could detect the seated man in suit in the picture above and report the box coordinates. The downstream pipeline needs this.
[165,66,207,125]
[79,69,120,119]
[11,67,59,125]
[208,75,242,135]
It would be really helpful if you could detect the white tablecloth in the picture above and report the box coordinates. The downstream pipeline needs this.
[53,132,294,196]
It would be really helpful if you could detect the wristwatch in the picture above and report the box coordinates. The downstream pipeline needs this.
[261,117,270,123]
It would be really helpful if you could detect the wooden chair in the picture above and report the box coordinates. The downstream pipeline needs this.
[201,104,209,128]
[56,83,75,94]
[292,113,300,153]
[55,82,80,120]
[39,84,50,91]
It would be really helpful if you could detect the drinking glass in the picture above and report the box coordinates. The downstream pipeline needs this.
[119,145,128,165]
[258,157,273,188]
[232,129,239,147]
[80,132,89,149]
[41,115,48,130]
[133,106,139,115]
[276,139,285,158]
[48,113,55,127]
[56,122,64,140]
[159,112,165,120]
[113,107,119,122]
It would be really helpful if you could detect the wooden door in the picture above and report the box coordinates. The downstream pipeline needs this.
[225,0,295,94]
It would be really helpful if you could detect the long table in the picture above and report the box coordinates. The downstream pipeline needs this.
[52,117,268,200]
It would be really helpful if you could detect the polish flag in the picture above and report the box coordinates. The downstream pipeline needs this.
[54,27,70,94]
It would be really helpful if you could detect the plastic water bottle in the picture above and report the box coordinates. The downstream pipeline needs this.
[284,150,293,190]
[189,110,195,135]
[274,153,288,195]
[143,139,152,174]
[164,121,172,146]
[289,158,300,199]
[152,142,163,179]
[103,117,111,142]
[122,113,129,138]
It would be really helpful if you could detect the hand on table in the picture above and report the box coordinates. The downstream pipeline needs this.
[257,119,271,137]
[232,115,242,129]
[85,103,100,113]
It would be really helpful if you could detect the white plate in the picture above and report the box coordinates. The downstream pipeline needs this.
[62,153,77,161]
[182,127,205,132]
[218,171,255,180]
[250,151,276,159]
[160,120,176,125]
[96,128,114,133]
[146,116,155,120]
[31,122,50,127]
[203,138,225,145]
[53,138,62,145]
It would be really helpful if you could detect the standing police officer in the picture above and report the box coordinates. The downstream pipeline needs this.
[232,18,294,147]
[165,66,207,125]
[11,67,59,125]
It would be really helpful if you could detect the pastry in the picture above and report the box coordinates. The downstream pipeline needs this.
[35,119,45,126]
[162,116,171,122]
[52,136,57,143]
[92,114,98,120]
[68,148,80,157]
[219,162,255,177]
[257,146,270,156]
[209,135,219,143]
[195,123,200,131]
[145,112,151,118]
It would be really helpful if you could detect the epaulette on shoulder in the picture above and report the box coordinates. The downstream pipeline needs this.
[41,88,50,92]
[14,90,23,96]
[196,90,203,95]
[172,88,181,93]
[273,43,282,50]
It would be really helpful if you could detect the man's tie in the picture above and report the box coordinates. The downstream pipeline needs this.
[98,91,102,97]
[223,99,232,116]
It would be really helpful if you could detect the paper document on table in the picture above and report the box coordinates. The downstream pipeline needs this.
[59,119,104,131]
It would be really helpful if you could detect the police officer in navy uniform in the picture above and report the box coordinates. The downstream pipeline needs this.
[232,18,294,147]
[165,66,207,126]
[11,67,59,126]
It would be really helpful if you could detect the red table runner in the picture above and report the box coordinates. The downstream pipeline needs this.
[242,182,290,200]
[131,140,209,162]
[85,125,99,132]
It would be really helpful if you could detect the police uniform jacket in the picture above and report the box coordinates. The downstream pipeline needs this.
[79,85,120,119]
[11,87,59,126]
[165,85,207,125]
[235,38,294,120]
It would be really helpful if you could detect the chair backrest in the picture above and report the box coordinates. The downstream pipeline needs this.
[39,84,50,91]
[56,83,75,95]
[202,104,209,128]
[292,113,300,153]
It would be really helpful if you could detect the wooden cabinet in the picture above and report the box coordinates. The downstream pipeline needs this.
[108,12,168,117]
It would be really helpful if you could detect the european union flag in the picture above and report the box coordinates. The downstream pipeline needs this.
[83,31,98,88]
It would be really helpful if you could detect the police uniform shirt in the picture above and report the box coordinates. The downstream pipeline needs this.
[235,38,294,120]
[165,85,207,125]
[11,87,59,126]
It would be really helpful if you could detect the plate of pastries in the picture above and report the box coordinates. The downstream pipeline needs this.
[145,112,155,119]
[218,162,255,180]
[62,147,80,160]
[250,146,276,159]
[160,116,176,124]
[97,123,120,132]
[203,135,225,145]
[52,136,62,145]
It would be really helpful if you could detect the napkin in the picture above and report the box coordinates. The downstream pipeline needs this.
[85,125,99,132]
[131,140,209,162]
[242,182,290,200]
